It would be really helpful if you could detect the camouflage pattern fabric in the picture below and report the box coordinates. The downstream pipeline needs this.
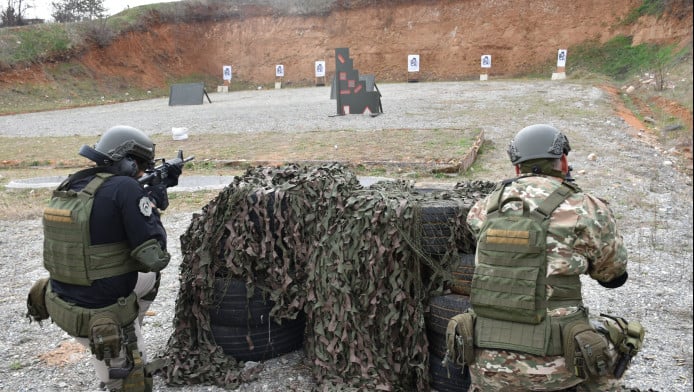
[466,174,628,391]
[468,331,622,391]
[161,163,495,390]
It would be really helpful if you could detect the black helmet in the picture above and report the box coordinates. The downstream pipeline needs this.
[79,126,155,177]
[507,124,571,165]
[80,125,155,165]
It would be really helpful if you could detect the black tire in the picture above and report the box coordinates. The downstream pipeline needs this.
[449,253,475,296]
[429,352,471,392]
[426,294,471,336]
[211,316,306,362]
[209,278,276,327]
[427,330,449,359]
[418,199,460,258]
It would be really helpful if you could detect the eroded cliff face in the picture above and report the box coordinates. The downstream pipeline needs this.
[5,0,694,88]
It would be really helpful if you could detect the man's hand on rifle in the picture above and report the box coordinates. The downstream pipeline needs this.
[147,184,169,211]
[162,163,182,188]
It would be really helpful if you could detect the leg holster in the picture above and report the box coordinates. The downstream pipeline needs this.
[119,323,152,392]
[44,283,150,391]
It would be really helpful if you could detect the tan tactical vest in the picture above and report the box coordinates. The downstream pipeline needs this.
[43,173,143,286]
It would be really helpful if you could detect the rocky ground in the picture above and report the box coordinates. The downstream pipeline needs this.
[0,80,691,391]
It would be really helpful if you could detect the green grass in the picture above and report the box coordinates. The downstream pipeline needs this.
[621,0,668,25]
[0,24,73,66]
[569,35,675,81]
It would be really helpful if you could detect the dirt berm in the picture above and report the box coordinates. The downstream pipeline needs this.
[1,0,691,88]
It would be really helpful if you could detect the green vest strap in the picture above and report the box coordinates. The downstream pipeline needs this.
[531,182,575,221]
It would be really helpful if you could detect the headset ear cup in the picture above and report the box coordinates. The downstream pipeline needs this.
[114,157,138,177]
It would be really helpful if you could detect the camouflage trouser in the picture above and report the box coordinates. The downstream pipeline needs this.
[467,348,622,392]
[468,377,621,391]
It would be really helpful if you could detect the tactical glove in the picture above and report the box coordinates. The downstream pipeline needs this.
[147,183,169,211]
[598,271,628,288]
[162,163,182,188]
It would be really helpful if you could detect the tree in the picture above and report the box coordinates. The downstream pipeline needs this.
[652,45,675,91]
[51,0,105,23]
[1,0,30,27]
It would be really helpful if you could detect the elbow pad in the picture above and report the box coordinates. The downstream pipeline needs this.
[131,239,171,272]
[598,271,628,289]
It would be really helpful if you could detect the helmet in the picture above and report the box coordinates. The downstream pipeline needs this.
[79,125,155,165]
[79,125,155,177]
[506,124,571,165]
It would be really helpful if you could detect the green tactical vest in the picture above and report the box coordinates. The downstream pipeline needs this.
[470,179,584,356]
[43,172,143,286]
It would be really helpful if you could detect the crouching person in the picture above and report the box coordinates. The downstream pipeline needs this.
[27,126,178,391]
[445,124,644,391]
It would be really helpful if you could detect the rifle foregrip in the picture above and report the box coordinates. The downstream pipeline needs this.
[109,366,132,379]
[613,354,631,378]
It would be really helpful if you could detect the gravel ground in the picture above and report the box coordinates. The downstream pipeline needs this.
[1,80,692,391]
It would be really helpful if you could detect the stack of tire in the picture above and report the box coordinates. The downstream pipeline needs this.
[426,291,473,391]
[449,253,475,295]
[209,278,305,362]
[417,195,475,390]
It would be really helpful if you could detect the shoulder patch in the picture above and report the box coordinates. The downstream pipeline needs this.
[139,196,153,217]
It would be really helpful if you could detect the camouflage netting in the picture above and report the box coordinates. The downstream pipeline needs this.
[163,163,495,390]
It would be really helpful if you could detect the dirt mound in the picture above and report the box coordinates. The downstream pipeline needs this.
[2,1,692,88]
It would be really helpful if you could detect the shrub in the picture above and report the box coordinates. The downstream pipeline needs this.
[81,19,115,48]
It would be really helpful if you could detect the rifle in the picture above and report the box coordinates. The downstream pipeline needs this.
[600,313,645,378]
[138,150,195,186]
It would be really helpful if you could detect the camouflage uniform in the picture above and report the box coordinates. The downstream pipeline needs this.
[466,173,628,392]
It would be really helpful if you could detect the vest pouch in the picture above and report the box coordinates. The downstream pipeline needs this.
[89,311,122,364]
[471,262,545,324]
[444,312,476,367]
[26,278,50,323]
[563,320,610,379]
